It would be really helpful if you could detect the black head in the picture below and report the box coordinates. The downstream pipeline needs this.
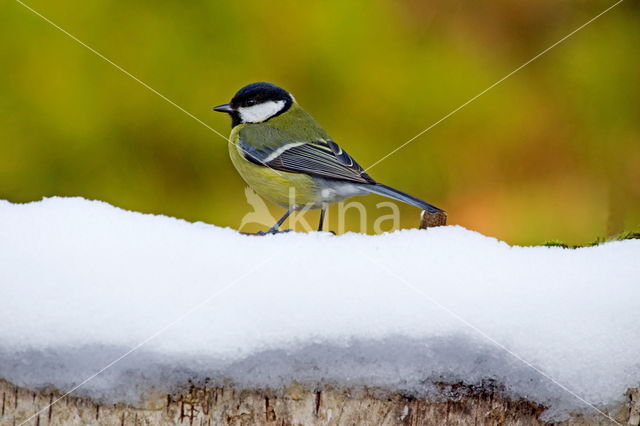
[213,82,293,127]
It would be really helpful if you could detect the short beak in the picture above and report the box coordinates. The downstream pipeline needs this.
[212,103,234,113]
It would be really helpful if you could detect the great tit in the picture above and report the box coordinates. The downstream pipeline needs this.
[213,82,444,233]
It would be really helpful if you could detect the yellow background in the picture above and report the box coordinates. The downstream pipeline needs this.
[1,0,638,244]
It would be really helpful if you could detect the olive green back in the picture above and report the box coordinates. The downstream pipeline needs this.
[234,103,331,149]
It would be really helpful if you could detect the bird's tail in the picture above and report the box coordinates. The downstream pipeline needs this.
[364,184,443,213]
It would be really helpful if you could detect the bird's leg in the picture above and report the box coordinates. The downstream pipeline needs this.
[254,209,292,235]
[318,205,327,231]
[269,209,292,233]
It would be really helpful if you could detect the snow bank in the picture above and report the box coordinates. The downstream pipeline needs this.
[0,197,638,419]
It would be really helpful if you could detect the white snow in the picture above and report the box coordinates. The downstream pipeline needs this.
[0,197,639,420]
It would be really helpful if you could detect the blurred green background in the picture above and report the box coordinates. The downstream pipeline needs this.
[1,0,638,245]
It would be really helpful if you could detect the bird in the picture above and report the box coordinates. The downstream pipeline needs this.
[213,82,444,234]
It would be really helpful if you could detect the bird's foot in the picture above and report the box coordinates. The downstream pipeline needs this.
[253,228,293,236]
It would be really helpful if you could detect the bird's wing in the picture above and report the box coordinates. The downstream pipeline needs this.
[240,137,376,184]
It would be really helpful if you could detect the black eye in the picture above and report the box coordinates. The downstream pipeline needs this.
[247,99,257,106]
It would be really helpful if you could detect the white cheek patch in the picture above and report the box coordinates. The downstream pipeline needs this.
[238,100,286,123]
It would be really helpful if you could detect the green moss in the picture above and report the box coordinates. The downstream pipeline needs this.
[609,231,640,241]
[542,240,570,248]
[542,231,640,249]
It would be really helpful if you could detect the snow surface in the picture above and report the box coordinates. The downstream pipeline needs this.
[0,197,639,420]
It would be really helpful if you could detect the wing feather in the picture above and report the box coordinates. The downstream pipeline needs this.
[239,137,375,184]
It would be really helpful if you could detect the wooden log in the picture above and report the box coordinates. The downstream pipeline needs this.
[1,378,636,425]
[420,210,448,229]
